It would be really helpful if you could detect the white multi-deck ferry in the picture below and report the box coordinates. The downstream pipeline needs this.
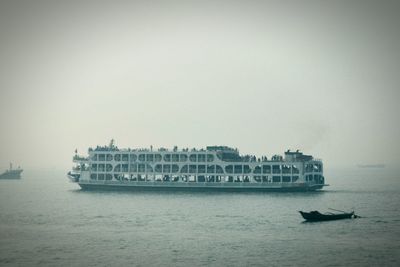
[68,140,326,192]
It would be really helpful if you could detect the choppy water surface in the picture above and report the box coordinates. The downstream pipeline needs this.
[1,168,400,266]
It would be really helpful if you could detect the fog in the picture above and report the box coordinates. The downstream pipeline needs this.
[0,0,399,170]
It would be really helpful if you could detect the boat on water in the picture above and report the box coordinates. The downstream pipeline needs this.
[0,163,23,179]
[299,210,355,221]
[68,140,327,192]
[357,164,385,169]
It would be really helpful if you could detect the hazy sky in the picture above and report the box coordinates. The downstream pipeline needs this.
[0,0,399,170]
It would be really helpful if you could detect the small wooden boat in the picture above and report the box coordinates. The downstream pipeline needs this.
[299,210,355,221]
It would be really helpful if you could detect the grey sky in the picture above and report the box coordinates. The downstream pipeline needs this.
[0,0,399,169]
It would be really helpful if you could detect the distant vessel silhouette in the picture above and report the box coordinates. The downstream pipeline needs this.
[357,164,385,169]
[0,163,23,179]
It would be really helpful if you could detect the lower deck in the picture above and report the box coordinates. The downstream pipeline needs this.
[78,180,326,192]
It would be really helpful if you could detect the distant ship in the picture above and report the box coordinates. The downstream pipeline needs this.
[357,164,385,169]
[0,163,23,179]
[68,140,326,192]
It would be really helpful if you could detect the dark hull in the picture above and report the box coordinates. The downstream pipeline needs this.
[78,182,324,192]
[0,170,22,179]
[299,211,354,221]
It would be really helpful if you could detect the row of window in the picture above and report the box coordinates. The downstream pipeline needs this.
[89,173,300,183]
[305,174,324,182]
[91,153,215,162]
[90,163,302,174]
[90,173,113,180]
[305,164,323,172]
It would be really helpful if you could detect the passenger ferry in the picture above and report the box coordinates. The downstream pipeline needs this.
[68,140,326,191]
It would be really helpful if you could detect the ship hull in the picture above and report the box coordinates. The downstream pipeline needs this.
[0,170,22,179]
[78,181,324,192]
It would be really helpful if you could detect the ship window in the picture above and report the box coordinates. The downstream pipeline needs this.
[189,165,196,173]
[155,164,162,173]
[171,154,179,162]
[106,154,113,161]
[146,154,154,162]
[216,165,224,173]
[114,154,121,161]
[292,165,299,174]
[114,164,121,172]
[122,164,128,172]
[147,164,153,172]
[180,165,188,173]
[282,176,291,182]
[98,164,105,172]
[293,176,299,182]
[130,164,138,172]
[171,164,179,173]
[106,174,112,180]
[272,165,281,174]
[306,164,313,172]
[198,154,206,162]
[198,165,206,173]
[207,154,214,162]
[155,154,162,162]
[262,165,271,174]
[164,154,171,162]
[138,164,145,172]
[91,164,97,171]
[163,164,171,173]
[179,154,187,162]
[254,166,261,174]
[234,165,242,174]
[314,164,322,172]
[206,175,215,182]
[92,154,98,161]
[272,176,281,182]
[282,165,291,174]
[139,154,145,161]
[90,174,96,180]
[130,154,137,162]
[207,165,215,173]
[243,165,251,174]
[225,165,233,174]
[106,164,112,172]
[189,154,196,162]
[99,154,105,161]
[98,174,105,180]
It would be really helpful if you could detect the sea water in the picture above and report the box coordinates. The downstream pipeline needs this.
[0,168,399,266]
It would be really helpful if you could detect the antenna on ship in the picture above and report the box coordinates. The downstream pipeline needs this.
[10,162,12,171]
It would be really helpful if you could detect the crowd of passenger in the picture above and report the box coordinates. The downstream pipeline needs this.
[239,155,269,162]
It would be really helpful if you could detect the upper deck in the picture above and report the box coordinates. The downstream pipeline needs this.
[82,143,318,164]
